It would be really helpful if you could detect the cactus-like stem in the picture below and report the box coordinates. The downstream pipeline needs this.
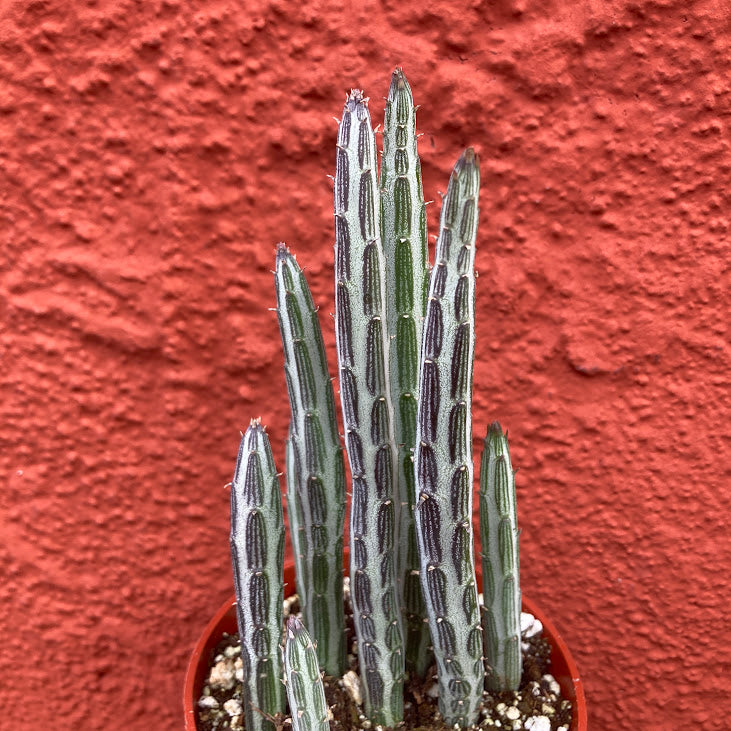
[479,422,522,692]
[413,149,483,727]
[230,420,286,731]
[275,245,347,678]
[286,430,308,612]
[380,68,431,678]
[283,616,331,731]
[334,90,404,726]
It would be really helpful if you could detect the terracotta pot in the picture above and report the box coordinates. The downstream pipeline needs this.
[184,560,587,730]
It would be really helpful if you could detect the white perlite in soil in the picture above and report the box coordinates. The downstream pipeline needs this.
[196,598,573,731]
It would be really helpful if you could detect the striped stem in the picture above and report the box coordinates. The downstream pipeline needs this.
[286,429,308,615]
[380,67,431,678]
[479,422,522,692]
[413,149,483,727]
[229,420,286,731]
[334,90,404,726]
[275,244,346,678]
[283,616,331,731]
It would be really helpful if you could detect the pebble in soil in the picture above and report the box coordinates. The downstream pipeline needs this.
[196,593,573,731]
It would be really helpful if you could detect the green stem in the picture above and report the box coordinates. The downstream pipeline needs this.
[275,245,346,678]
[380,68,431,678]
[229,420,285,731]
[334,90,404,726]
[479,422,522,692]
[414,149,483,727]
[283,616,331,731]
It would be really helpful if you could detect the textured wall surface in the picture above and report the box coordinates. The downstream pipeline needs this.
[1,0,729,729]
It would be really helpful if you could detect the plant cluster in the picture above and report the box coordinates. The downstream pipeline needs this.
[228,69,521,730]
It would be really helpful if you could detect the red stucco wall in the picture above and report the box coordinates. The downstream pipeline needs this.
[1,1,729,728]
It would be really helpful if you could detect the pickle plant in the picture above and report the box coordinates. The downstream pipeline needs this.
[275,243,347,680]
[228,68,523,730]
[283,616,331,731]
[480,422,522,693]
[229,421,286,731]
[412,146,484,724]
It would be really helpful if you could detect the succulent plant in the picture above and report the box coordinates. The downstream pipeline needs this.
[333,87,405,727]
[275,244,347,679]
[229,420,285,731]
[480,422,522,693]
[227,69,524,731]
[380,69,432,678]
[413,146,483,726]
[283,616,331,731]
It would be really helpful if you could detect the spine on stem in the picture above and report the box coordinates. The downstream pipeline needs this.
[334,90,404,726]
[380,68,431,678]
[275,244,346,678]
[413,149,483,727]
[230,420,286,731]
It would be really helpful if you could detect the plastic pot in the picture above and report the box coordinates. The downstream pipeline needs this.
[184,560,587,730]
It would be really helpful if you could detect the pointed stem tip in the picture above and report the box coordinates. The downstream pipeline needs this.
[286,615,304,636]
[276,242,290,260]
[391,67,406,90]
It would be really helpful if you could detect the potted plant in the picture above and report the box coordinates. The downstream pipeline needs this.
[184,69,587,730]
